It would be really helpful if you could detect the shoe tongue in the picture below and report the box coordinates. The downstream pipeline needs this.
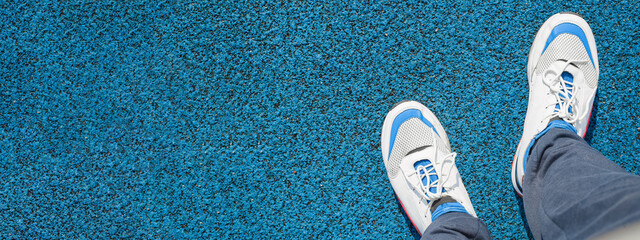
[561,71,574,84]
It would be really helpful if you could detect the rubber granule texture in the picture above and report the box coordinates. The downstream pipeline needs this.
[1,1,639,239]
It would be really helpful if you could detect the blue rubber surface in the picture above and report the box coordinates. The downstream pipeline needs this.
[2,1,639,239]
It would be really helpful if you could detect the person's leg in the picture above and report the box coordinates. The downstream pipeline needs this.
[422,212,491,240]
[523,127,640,239]
[380,101,488,239]
[511,12,640,240]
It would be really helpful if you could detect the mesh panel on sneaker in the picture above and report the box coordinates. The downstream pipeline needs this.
[535,33,597,88]
[386,118,434,178]
[435,132,450,154]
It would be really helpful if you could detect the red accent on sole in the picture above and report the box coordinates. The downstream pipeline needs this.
[396,194,422,236]
[582,106,594,139]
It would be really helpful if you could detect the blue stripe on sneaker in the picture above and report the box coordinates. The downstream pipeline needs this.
[542,22,595,67]
[561,72,574,113]
[388,109,440,159]
[431,202,468,221]
[522,120,577,173]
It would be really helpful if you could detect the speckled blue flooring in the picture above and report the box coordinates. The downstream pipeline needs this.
[1,1,639,238]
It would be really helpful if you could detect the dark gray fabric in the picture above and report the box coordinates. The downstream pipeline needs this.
[523,128,640,240]
[421,212,491,240]
[421,127,640,240]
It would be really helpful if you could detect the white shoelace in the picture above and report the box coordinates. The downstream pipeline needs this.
[542,59,589,124]
[407,152,457,203]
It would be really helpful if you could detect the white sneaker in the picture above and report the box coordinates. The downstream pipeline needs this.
[381,101,476,235]
[512,12,599,196]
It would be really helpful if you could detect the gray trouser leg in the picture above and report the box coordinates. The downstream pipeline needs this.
[524,128,640,239]
[421,212,491,240]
